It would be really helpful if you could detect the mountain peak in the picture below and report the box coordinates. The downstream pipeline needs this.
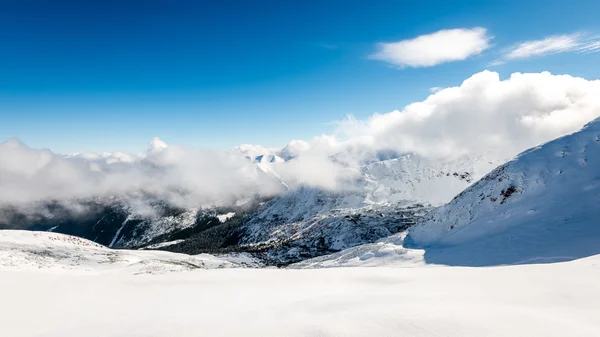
[148,137,168,153]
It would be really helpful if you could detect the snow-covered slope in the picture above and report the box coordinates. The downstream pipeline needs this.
[240,187,428,264]
[290,232,426,268]
[362,153,501,204]
[401,118,600,265]
[2,253,599,337]
[0,230,242,274]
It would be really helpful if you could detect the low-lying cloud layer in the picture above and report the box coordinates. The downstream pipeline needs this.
[0,139,284,208]
[1,71,600,210]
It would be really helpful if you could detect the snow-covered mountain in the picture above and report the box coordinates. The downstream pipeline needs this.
[147,137,169,153]
[294,119,600,268]
[0,197,268,254]
[407,117,600,260]
[0,141,503,265]
[231,153,503,264]
[0,230,254,274]
[361,153,501,205]
[234,144,285,163]
[277,140,311,160]
[237,187,428,264]
[0,132,505,265]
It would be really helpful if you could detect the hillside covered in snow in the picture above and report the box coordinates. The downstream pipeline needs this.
[404,117,600,265]
[1,228,599,337]
[0,230,258,274]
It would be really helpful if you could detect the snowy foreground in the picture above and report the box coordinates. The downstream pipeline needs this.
[0,230,257,274]
[2,231,600,337]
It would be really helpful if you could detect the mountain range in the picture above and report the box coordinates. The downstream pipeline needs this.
[0,134,503,265]
[3,118,600,268]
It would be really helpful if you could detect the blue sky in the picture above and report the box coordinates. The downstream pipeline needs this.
[1,0,599,153]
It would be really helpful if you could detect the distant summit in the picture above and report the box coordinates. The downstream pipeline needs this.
[147,137,168,153]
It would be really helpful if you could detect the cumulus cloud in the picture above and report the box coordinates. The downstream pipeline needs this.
[369,28,491,68]
[491,33,600,65]
[334,71,600,159]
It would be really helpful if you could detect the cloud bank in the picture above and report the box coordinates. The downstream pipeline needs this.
[0,139,284,208]
[1,71,600,209]
[369,28,491,68]
[335,71,600,158]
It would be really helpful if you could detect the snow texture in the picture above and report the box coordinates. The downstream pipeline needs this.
[1,233,599,337]
[0,230,242,274]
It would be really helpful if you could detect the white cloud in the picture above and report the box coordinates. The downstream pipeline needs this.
[334,71,600,159]
[0,136,356,210]
[497,33,600,62]
[487,60,505,67]
[0,139,284,209]
[582,40,600,52]
[507,34,581,59]
[369,28,491,68]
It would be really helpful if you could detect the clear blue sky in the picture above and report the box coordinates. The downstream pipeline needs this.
[1,0,599,153]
